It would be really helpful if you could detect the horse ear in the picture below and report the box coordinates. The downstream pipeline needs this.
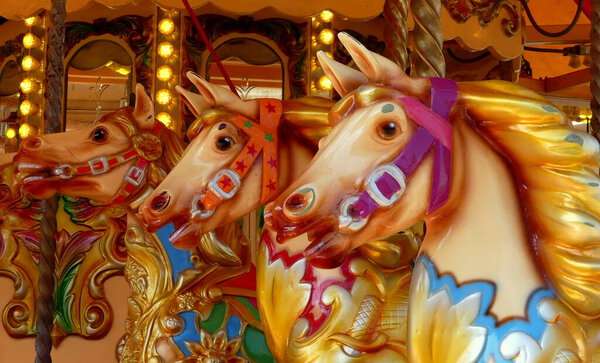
[132,84,155,130]
[317,51,368,96]
[338,32,405,84]
[186,72,259,119]
[338,32,429,100]
[176,85,210,119]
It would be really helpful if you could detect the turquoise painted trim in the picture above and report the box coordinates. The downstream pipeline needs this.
[416,255,555,363]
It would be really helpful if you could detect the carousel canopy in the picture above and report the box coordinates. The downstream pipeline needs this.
[0,0,384,20]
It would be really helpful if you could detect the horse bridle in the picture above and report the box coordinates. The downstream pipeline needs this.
[51,121,165,205]
[339,78,458,231]
[190,99,282,221]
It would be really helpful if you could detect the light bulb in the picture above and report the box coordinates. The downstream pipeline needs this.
[318,29,335,45]
[317,75,332,91]
[156,112,173,127]
[19,100,37,116]
[157,42,174,58]
[22,56,40,71]
[319,10,334,23]
[158,18,175,35]
[156,89,172,105]
[20,78,38,94]
[5,128,16,139]
[18,123,34,138]
[23,33,41,49]
[156,65,173,81]
[24,16,41,27]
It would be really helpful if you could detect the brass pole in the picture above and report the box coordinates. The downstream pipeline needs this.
[35,0,65,361]
[383,0,410,70]
[410,0,446,77]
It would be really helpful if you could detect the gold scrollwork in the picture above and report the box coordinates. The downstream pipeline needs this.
[443,0,520,36]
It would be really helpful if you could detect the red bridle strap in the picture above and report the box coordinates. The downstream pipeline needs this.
[52,121,165,205]
[198,99,282,213]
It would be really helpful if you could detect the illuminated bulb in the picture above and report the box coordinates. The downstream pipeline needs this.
[19,100,37,116]
[318,29,335,45]
[20,78,38,94]
[317,75,332,91]
[156,65,173,81]
[18,123,34,138]
[22,55,40,71]
[158,18,175,35]
[157,42,174,58]
[5,128,16,139]
[24,16,41,27]
[156,89,172,105]
[319,10,334,23]
[156,112,173,127]
[23,33,41,49]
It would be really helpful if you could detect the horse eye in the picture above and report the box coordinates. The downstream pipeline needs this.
[91,127,109,143]
[377,121,399,140]
[216,136,234,151]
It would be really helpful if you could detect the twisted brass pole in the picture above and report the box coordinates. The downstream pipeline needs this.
[36,0,65,361]
[383,0,410,70]
[410,0,446,77]
[591,0,600,140]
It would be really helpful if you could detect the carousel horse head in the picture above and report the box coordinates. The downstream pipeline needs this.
[138,72,332,248]
[266,33,440,268]
[266,32,600,327]
[14,84,185,205]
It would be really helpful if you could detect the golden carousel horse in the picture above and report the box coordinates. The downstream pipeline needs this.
[13,85,199,361]
[139,72,421,362]
[267,33,600,362]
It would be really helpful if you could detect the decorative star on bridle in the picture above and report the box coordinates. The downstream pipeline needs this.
[265,103,276,113]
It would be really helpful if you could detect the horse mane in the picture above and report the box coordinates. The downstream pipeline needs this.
[98,106,186,188]
[186,97,334,150]
[457,80,600,319]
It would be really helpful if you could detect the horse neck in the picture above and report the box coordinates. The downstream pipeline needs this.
[421,117,546,320]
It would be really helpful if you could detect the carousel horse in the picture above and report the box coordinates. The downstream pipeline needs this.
[266,32,600,362]
[13,85,204,361]
[139,71,421,362]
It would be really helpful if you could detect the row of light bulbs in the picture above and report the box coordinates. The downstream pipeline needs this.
[154,15,176,128]
[6,15,43,140]
[311,10,335,94]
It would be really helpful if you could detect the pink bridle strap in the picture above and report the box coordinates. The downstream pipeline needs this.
[350,78,457,220]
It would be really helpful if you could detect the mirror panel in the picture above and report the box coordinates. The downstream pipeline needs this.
[65,40,133,130]
[207,38,283,100]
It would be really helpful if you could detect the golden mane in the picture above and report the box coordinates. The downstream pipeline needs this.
[457,80,600,319]
[186,97,334,150]
[98,106,186,187]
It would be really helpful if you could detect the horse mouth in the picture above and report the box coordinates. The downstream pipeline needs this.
[170,220,201,249]
[16,163,56,185]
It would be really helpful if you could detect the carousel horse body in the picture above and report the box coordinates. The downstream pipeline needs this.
[139,72,418,362]
[267,33,600,362]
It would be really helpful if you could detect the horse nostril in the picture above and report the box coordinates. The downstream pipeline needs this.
[286,193,307,212]
[23,137,42,150]
[150,191,170,212]
[284,187,316,216]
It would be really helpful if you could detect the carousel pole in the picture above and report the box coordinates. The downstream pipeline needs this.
[591,0,600,140]
[35,0,65,361]
[410,0,446,77]
[383,0,410,70]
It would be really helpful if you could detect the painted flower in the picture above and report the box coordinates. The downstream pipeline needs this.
[176,329,246,363]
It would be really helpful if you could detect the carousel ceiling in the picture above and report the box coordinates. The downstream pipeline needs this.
[0,0,385,20]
